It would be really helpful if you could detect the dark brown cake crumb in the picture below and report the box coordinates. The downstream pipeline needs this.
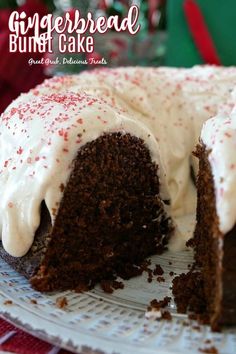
[100,279,124,293]
[147,269,153,283]
[204,340,212,344]
[111,280,124,290]
[198,346,218,354]
[146,297,172,322]
[192,325,201,331]
[30,299,37,304]
[56,296,68,309]
[140,260,166,284]
[169,271,174,276]
[147,296,171,311]
[4,300,12,305]
[153,264,164,276]
[156,276,165,282]
[139,259,155,283]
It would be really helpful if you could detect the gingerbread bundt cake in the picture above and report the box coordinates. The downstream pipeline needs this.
[0,66,236,329]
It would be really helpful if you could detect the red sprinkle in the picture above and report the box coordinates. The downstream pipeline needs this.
[58,129,68,142]
[17,147,23,155]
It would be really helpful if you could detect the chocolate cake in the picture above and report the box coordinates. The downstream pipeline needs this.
[0,66,236,329]
[173,144,236,330]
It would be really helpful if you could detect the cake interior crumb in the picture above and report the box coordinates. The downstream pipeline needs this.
[198,346,218,354]
[56,296,68,309]
[4,300,13,305]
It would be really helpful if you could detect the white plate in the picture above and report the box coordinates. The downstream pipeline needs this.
[0,249,235,354]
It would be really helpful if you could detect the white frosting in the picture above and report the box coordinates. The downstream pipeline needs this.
[0,92,167,257]
[201,108,236,233]
[1,66,236,257]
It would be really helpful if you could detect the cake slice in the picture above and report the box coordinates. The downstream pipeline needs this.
[193,111,236,329]
[193,145,236,329]
[0,92,173,291]
[173,110,236,330]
